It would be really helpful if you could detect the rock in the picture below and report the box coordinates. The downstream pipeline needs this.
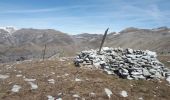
[166,76,170,84]
[119,68,129,76]
[142,68,151,77]
[48,79,55,84]
[127,48,133,54]
[126,54,136,60]
[89,92,96,97]
[0,74,9,79]
[11,85,21,93]
[16,74,22,77]
[138,97,144,100]
[24,78,36,82]
[72,94,80,98]
[120,90,128,97]
[146,50,157,57]
[93,62,101,68]
[102,47,110,51]
[75,78,82,82]
[131,75,145,80]
[131,71,142,75]
[149,69,157,74]
[127,75,133,80]
[104,88,112,99]
[165,72,170,77]
[47,95,55,100]
[154,72,163,79]
[56,98,62,100]
[104,69,114,75]
[28,82,38,90]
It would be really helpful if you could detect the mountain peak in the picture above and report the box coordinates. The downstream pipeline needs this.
[152,26,169,31]
[120,27,139,33]
[0,26,17,33]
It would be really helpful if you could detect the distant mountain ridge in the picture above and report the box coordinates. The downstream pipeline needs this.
[0,26,170,62]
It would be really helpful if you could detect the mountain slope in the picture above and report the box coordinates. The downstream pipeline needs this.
[105,27,170,54]
[0,28,76,62]
[13,28,74,46]
[73,27,170,54]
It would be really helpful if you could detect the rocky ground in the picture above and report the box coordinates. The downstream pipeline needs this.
[0,57,170,100]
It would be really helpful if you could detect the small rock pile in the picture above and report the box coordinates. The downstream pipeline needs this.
[74,47,170,80]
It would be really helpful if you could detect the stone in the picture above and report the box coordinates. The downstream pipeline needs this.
[127,75,133,80]
[72,94,80,98]
[47,95,55,100]
[132,75,145,80]
[48,79,55,84]
[146,50,157,57]
[28,82,38,90]
[142,68,151,77]
[102,47,110,51]
[104,69,114,75]
[11,85,21,93]
[120,90,128,97]
[0,74,9,79]
[166,76,170,84]
[104,88,112,99]
[118,69,129,78]
[127,48,133,54]
[126,54,136,60]
[131,71,142,75]
[149,69,157,74]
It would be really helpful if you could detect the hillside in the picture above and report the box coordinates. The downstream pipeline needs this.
[0,28,76,63]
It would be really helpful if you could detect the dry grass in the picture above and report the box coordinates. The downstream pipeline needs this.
[0,57,170,100]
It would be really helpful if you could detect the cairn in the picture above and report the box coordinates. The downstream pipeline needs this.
[74,47,170,80]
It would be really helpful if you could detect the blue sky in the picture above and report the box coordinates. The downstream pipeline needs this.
[0,0,170,34]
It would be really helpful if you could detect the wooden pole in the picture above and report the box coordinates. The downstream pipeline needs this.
[98,28,109,54]
[42,44,47,61]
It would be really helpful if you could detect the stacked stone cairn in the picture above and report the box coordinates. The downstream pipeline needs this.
[74,47,170,80]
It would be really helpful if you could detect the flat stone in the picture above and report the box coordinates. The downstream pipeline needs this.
[47,95,55,100]
[0,74,9,79]
[143,68,151,76]
[127,48,133,54]
[104,88,112,99]
[146,50,157,57]
[28,82,38,90]
[120,90,128,97]
[131,71,142,75]
[166,76,170,84]
[104,69,114,75]
[48,79,55,84]
[72,94,80,98]
[127,75,133,80]
[11,85,21,93]
[154,72,163,78]
[149,69,157,74]
[102,47,110,51]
